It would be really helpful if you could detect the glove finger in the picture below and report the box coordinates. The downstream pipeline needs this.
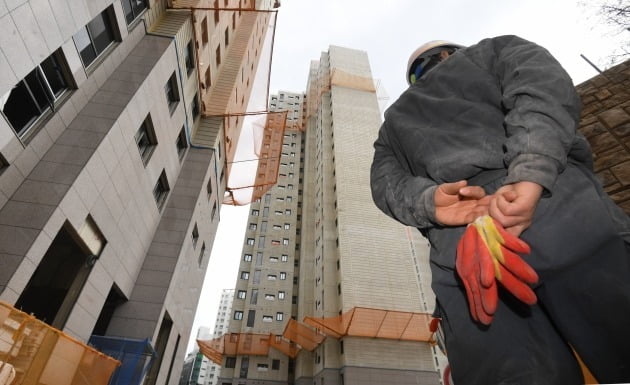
[456,226,476,275]
[470,277,494,325]
[474,229,496,289]
[497,264,538,305]
[459,276,479,323]
[479,279,498,319]
[493,218,531,254]
[499,246,539,284]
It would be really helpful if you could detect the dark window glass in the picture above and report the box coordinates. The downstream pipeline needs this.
[225,357,236,368]
[2,51,70,137]
[73,8,115,67]
[135,116,157,165]
[122,0,148,24]
[153,171,170,210]
[246,310,255,327]
[88,12,115,56]
[74,28,96,66]
[191,94,200,119]
[165,73,179,114]
[176,126,187,159]
[39,54,67,98]
[185,41,195,74]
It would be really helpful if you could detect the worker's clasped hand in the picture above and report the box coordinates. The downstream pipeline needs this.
[434,180,492,226]
[456,216,539,325]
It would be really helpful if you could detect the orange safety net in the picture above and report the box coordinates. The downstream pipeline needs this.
[0,301,120,385]
[198,332,301,364]
[282,319,325,351]
[303,307,434,342]
[267,335,300,359]
[330,69,377,93]
[223,111,287,205]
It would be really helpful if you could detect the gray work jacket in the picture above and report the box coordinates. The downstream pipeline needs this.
[370,35,591,232]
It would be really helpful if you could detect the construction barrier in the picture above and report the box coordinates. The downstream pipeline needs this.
[304,307,434,342]
[0,301,120,385]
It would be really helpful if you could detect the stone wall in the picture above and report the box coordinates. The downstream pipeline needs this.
[576,59,630,214]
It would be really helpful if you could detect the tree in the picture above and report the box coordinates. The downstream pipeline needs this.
[580,0,630,66]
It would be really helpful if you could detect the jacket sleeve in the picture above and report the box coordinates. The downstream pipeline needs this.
[479,35,582,192]
[370,120,439,230]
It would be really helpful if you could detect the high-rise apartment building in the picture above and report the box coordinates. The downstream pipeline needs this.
[0,1,276,384]
[180,289,235,385]
[217,47,440,385]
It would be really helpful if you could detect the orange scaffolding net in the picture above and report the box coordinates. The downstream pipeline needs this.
[0,302,120,385]
[197,320,324,364]
[304,307,435,342]
[222,110,287,205]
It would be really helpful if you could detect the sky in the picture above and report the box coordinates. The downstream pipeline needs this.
[185,0,627,354]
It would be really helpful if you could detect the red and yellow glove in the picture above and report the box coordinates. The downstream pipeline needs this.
[456,215,539,325]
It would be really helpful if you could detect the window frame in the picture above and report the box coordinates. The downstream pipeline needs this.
[121,0,148,25]
[73,7,117,68]
[135,115,158,166]
[2,49,72,141]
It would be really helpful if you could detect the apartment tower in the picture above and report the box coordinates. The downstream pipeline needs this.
[218,47,440,385]
[0,1,276,384]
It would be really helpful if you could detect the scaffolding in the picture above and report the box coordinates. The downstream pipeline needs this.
[0,302,120,385]
[303,307,434,342]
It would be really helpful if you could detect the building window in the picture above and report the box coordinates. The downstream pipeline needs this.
[257,364,268,371]
[246,238,254,246]
[135,115,157,166]
[165,72,180,114]
[176,126,188,160]
[278,291,285,300]
[285,209,292,215]
[269,257,278,262]
[237,290,246,299]
[192,223,199,248]
[249,223,257,230]
[2,50,71,140]
[191,93,200,120]
[250,289,258,304]
[262,316,273,323]
[272,359,280,370]
[276,312,283,321]
[279,272,286,280]
[184,40,195,76]
[121,0,147,24]
[243,254,252,262]
[153,170,170,211]
[233,311,243,320]
[215,46,221,67]
[198,242,206,266]
[265,294,275,300]
[73,7,116,67]
[225,27,229,46]
[267,275,276,281]
[282,238,289,246]
[240,271,249,280]
[247,310,255,327]
[211,201,217,220]
[281,255,288,262]
[284,223,290,230]
[271,240,280,246]
[205,66,211,89]
[253,270,261,284]
[252,209,259,216]
[225,357,236,368]
[201,17,209,45]
[258,236,265,247]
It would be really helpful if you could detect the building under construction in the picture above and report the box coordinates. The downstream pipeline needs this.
[0,0,279,384]
[198,46,446,385]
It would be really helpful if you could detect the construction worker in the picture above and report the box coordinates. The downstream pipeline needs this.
[370,35,630,384]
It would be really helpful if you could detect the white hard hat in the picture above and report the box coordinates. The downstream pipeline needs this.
[406,40,465,84]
